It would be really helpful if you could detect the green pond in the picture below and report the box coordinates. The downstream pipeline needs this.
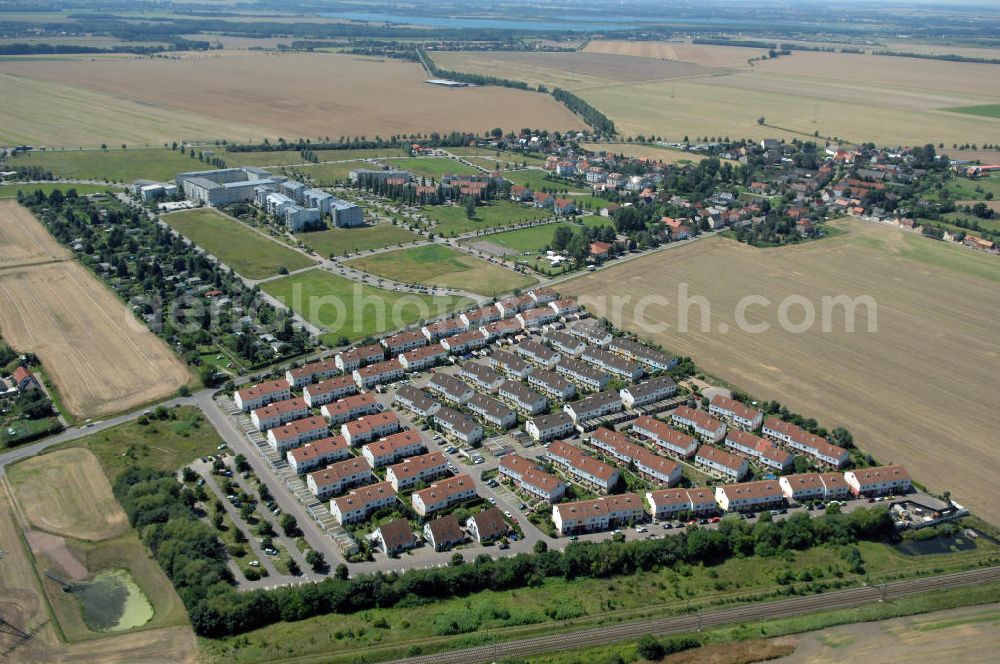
[71,569,153,632]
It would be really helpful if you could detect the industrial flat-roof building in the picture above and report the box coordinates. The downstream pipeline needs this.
[176,167,278,206]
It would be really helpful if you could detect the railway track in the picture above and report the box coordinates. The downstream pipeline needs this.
[391,566,1000,664]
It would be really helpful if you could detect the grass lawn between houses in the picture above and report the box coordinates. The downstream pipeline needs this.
[424,199,554,236]
[261,268,474,344]
[294,223,423,257]
[346,244,536,296]
[163,207,315,279]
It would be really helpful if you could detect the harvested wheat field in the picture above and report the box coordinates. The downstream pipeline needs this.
[0,202,190,418]
[563,220,1000,522]
[584,40,767,68]
[8,447,128,541]
[0,200,71,269]
[0,52,579,147]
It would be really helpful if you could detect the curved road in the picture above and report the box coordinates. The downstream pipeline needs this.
[388,566,1000,664]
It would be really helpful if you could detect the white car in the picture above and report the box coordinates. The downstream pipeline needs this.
[504,510,513,518]
[248,560,260,567]
[488,496,497,504]
[636,526,647,533]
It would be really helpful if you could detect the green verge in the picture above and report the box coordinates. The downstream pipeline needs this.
[261,268,474,344]
[295,223,422,257]
[345,244,536,296]
[424,199,553,235]
[163,208,314,279]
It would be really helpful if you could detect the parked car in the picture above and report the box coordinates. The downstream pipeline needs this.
[264,547,278,556]
[248,560,260,567]
[217,443,227,450]
[504,510,513,518]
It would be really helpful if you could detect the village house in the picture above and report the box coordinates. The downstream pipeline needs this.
[778,472,850,502]
[645,487,717,521]
[499,380,549,415]
[844,465,911,497]
[11,366,40,392]
[267,416,329,453]
[563,391,623,423]
[489,350,535,379]
[393,384,441,418]
[671,406,727,443]
[517,339,561,368]
[461,305,501,328]
[330,481,398,525]
[251,397,309,432]
[320,392,384,425]
[581,347,644,381]
[589,428,681,486]
[440,330,487,355]
[460,362,505,392]
[287,435,351,474]
[423,514,466,551]
[421,317,466,341]
[589,241,613,259]
[695,445,749,480]
[619,375,677,409]
[715,480,785,512]
[528,368,577,400]
[375,518,418,556]
[607,338,677,372]
[544,330,587,357]
[412,474,477,517]
[549,297,580,316]
[341,411,401,446]
[510,184,533,203]
[352,358,405,389]
[361,430,425,468]
[235,379,291,412]
[632,415,698,458]
[526,411,575,442]
[433,406,484,445]
[709,395,763,430]
[725,429,794,472]
[386,450,450,491]
[546,440,620,491]
[499,454,567,503]
[335,344,384,372]
[466,507,511,543]
[557,357,611,392]
[466,392,517,430]
[302,375,358,407]
[285,358,339,388]
[399,344,448,372]
[552,493,644,536]
[381,330,428,356]
[762,418,849,467]
[427,373,475,404]
[307,457,373,499]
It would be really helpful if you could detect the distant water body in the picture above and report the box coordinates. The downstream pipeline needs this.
[323,12,645,31]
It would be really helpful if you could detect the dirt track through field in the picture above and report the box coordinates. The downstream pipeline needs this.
[563,220,1000,523]
[0,201,190,418]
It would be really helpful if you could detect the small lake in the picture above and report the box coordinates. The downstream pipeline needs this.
[322,12,645,32]
[71,569,153,632]
[895,534,977,556]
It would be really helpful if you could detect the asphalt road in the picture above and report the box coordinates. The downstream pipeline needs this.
[389,565,1000,664]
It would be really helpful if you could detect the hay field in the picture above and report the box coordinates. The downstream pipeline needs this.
[562,220,1000,522]
[0,52,579,147]
[0,201,190,418]
[0,199,71,268]
[8,448,127,541]
[583,40,767,68]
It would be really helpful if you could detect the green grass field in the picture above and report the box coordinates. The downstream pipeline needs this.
[942,175,1000,200]
[0,182,118,199]
[295,223,422,257]
[424,199,553,236]
[200,533,997,664]
[346,245,535,296]
[944,104,1000,118]
[402,156,481,179]
[8,147,209,182]
[898,231,1000,283]
[502,169,589,193]
[51,406,223,482]
[476,222,577,255]
[163,208,314,279]
[261,268,474,344]
[278,161,359,185]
